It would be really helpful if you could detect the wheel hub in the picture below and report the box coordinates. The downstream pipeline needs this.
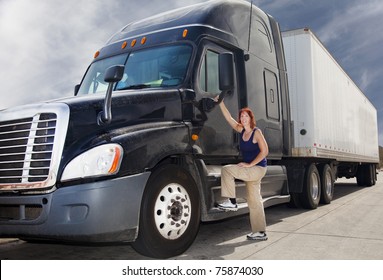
[310,172,320,200]
[325,172,332,195]
[170,201,183,221]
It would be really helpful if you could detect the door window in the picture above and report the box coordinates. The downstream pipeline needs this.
[199,50,220,94]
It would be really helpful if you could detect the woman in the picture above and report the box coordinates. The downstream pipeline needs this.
[216,98,269,241]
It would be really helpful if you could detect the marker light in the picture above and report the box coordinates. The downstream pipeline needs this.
[94,50,100,58]
[121,41,127,49]
[131,39,137,47]
[183,29,188,38]
[108,146,122,174]
[191,134,199,141]
[141,37,147,45]
[61,144,123,182]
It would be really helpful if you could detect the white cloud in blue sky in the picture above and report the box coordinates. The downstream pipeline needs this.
[0,0,382,145]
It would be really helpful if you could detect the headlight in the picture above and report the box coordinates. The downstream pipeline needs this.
[61,144,123,182]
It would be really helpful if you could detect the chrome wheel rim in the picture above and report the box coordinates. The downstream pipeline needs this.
[310,172,320,200]
[154,183,191,240]
[324,171,332,196]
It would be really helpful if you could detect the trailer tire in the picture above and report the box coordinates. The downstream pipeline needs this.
[356,166,365,186]
[132,164,200,259]
[300,164,321,209]
[319,164,334,204]
[365,164,376,186]
[357,164,376,187]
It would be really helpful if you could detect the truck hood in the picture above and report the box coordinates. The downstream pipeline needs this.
[57,89,183,157]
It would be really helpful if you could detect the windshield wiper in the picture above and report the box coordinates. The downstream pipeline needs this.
[117,84,152,90]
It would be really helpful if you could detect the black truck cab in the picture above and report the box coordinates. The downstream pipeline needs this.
[0,0,290,258]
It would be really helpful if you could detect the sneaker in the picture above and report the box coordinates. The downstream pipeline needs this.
[217,199,238,211]
[247,232,268,241]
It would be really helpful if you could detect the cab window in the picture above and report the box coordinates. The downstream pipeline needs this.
[78,44,192,95]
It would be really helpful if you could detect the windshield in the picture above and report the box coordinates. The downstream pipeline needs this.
[78,44,193,95]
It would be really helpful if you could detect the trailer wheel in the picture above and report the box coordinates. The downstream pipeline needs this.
[357,164,376,187]
[300,164,321,209]
[319,164,334,204]
[366,164,376,186]
[132,164,200,258]
[356,166,365,186]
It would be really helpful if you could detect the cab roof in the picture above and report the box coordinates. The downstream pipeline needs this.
[107,0,270,51]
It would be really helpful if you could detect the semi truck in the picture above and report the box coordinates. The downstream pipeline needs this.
[0,0,379,258]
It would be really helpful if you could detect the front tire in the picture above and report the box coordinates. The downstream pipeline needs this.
[132,164,200,258]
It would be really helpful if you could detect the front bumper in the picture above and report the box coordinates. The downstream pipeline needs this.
[0,172,150,243]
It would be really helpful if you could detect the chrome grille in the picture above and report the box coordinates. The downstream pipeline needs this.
[0,104,69,191]
[0,113,57,185]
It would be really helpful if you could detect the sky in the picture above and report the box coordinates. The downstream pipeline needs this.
[0,0,382,146]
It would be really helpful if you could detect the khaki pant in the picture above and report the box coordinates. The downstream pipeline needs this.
[221,164,267,233]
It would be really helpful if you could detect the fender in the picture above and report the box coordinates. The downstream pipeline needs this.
[110,121,193,175]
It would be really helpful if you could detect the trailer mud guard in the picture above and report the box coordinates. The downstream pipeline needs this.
[284,161,306,193]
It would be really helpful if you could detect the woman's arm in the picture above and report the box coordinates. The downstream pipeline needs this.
[255,128,269,155]
[218,99,242,133]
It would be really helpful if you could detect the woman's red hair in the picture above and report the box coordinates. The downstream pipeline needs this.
[238,107,256,129]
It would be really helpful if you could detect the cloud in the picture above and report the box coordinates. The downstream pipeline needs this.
[317,0,383,42]
[312,0,383,146]
[253,0,304,11]
[0,0,107,108]
[0,0,205,110]
[316,0,383,85]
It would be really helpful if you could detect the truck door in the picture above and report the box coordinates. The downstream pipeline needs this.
[193,42,240,158]
[263,68,283,158]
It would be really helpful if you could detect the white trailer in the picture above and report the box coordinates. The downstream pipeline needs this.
[282,28,378,175]
[282,28,379,163]
[279,28,378,209]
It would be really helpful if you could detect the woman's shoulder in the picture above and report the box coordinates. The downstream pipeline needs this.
[252,127,264,138]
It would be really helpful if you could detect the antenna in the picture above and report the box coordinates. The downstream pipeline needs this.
[247,0,253,52]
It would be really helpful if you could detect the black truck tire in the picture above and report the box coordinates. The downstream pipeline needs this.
[132,164,200,258]
[319,164,334,204]
[300,163,321,209]
[357,164,376,187]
